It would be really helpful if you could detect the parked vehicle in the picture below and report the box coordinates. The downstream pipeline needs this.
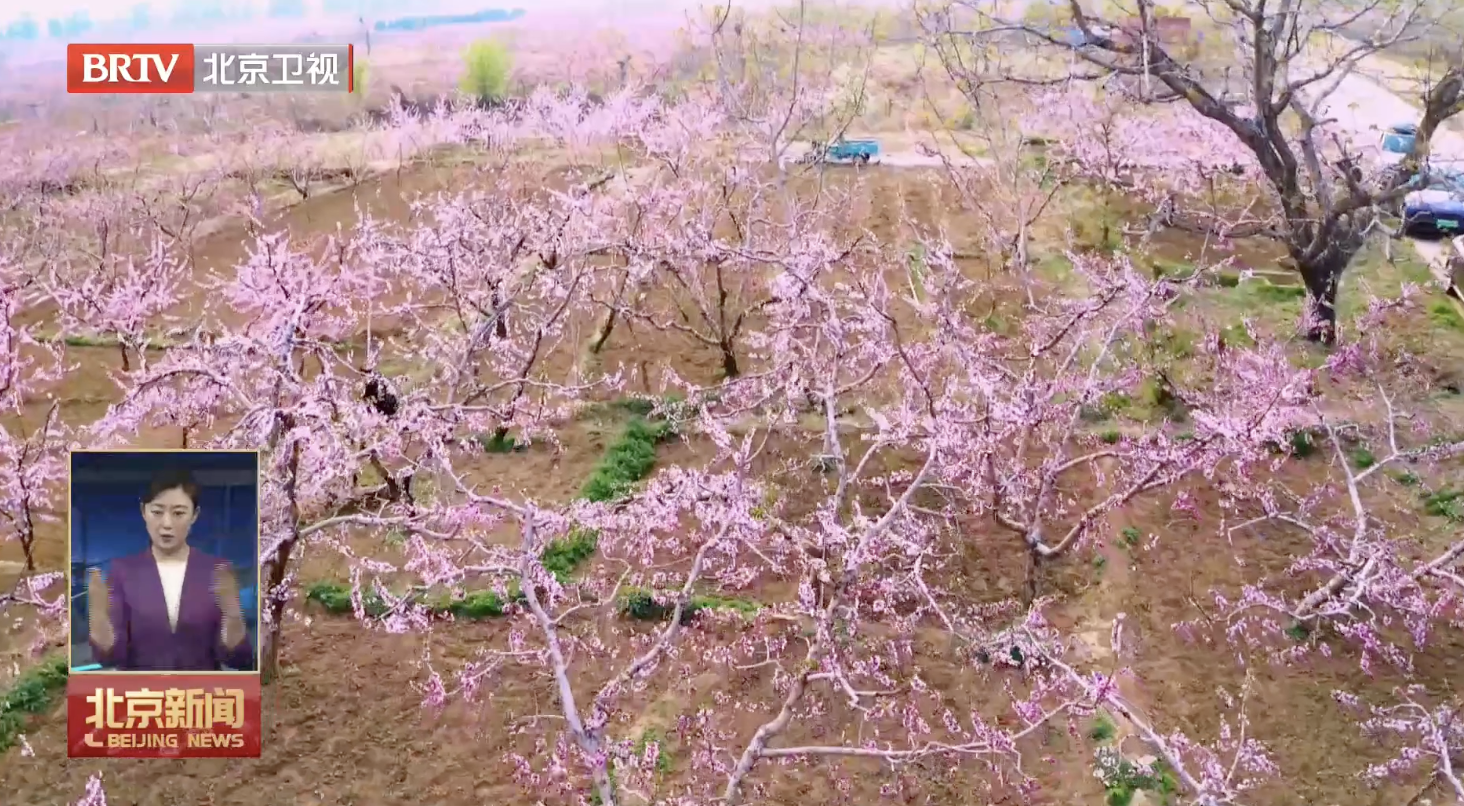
[1376,122,1418,166]
[1402,165,1464,237]
[801,137,880,165]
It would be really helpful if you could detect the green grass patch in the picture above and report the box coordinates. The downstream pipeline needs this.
[1426,299,1464,332]
[1241,279,1307,303]
[1421,487,1463,522]
[304,581,395,618]
[541,527,599,581]
[1146,256,1197,281]
[1219,321,1256,347]
[1134,375,1188,422]
[1390,469,1422,487]
[0,654,68,755]
[634,728,675,775]
[1284,621,1313,642]
[477,431,524,453]
[1348,447,1376,470]
[580,416,673,503]
[618,587,762,624]
[304,580,512,619]
[1095,746,1180,806]
[1088,713,1117,742]
[1265,427,1319,458]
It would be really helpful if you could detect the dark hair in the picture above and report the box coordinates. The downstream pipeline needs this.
[143,468,200,508]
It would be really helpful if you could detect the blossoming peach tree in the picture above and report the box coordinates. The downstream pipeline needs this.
[0,231,67,611]
[935,0,1464,343]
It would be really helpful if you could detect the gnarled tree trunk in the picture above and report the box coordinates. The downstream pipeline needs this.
[1296,251,1348,345]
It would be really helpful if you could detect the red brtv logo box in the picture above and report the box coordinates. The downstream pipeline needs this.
[67,44,195,94]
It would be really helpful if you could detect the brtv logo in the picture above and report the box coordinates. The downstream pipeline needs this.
[67,45,196,94]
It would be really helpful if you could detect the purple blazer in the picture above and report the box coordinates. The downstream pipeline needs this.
[90,549,255,672]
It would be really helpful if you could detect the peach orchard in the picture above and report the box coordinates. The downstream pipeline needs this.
[1,79,1461,805]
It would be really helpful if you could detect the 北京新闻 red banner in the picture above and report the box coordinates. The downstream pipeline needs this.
[66,673,262,758]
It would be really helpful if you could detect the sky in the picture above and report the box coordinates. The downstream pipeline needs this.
[0,1,320,24]
[2,1,208,23]
[0,0,110,19]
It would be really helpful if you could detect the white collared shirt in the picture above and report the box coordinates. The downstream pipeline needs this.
[156,558,188,631]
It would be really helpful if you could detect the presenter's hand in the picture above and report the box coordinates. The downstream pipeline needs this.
[87,568,115,651]
[213,564,247,649]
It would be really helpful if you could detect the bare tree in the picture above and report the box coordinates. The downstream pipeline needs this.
[701,0,877,167]
[931,0,1464,343]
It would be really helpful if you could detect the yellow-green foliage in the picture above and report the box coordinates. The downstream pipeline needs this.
[1021,0,1072,27]
[461,39,513,102]
[351,58,369,97]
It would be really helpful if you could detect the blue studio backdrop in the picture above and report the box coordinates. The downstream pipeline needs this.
[69,451,260,671]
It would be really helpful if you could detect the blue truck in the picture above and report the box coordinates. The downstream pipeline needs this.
[801,137,881,165]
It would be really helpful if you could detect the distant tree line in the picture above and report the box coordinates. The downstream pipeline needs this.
[0,0,518,41]
[375,8,525,32]
[0,11,90,41]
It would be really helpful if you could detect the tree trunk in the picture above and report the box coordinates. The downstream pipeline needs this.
[720,341,739,378]
[589,307,618,353]
[261,438,303,684]
[1021,549,1040,608]
[259,535,297,684]
[1298,252,1347,345]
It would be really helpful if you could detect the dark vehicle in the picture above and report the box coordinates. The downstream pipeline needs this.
[1402,166,1464,237]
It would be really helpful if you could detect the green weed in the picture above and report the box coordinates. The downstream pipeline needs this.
[1422,488,1463,522]
[1094,746,1180,806]
[477,431,522,453]
[618,587,761,624]
[0,655,68,754]
[541,528,600,581]
[1389,469,1421,487]
[580,417,672,503]
[306,581,511,620]
[1266,428,1318,458]
[1426,299,1464,332]
[1088,713,1117,742]
[304,581,391,617]
[443,589,510,619]
[634,728,675,775]
[1219,322,1255,347]
[1348,447,1375,470]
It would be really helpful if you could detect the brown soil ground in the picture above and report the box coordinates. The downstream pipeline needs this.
[2,156,1463,806]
